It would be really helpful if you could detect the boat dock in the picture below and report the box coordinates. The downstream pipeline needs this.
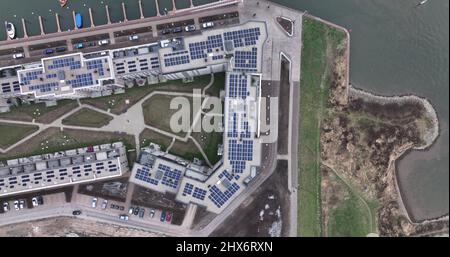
[0,0,241,66]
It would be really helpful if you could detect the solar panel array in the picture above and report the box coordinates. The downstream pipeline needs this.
[48,57,81,70]
[228,139,253,162]
[134,166,159,186]
[234,48,258,71]
[208,183,240,208]
[159,164,183,189]
[20,70,43,85]
[182,183,194,196]
[228,74,249,99]
[28,82,59,93]
[218,170,234,181]
[223,27,261,48]
[46,73,57,79]
[193,187,207,200]
[212,55,224,61]
[189,34,224,60]
[86,59,106,76]
[164,55,190,67]
[66,73,94,88]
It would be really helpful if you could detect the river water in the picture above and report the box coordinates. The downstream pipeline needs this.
[0,0,448,221]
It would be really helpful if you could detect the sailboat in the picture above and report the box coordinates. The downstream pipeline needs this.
[417,0,428,6]
[5,21,15,39]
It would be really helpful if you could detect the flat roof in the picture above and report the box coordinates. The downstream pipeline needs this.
[0,142,128,196]
[17,53,114,98]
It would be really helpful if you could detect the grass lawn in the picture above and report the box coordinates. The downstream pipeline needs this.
[327,172,378,237]
[298,16,346,236]
[62,108,113,128]
[81,73,222,115]
[0,123,39,149]
[0,127,136,163]
[169,139,205,162]
[0,100,78,123]
[139,128,173,151]
[191,131,223,165]
[143,94,195,138]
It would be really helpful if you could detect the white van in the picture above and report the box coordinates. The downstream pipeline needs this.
[12,53,25,59]
[98,39,110,46]
[202,22,214,29]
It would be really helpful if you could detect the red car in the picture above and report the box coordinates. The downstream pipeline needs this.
[165,211,172,223]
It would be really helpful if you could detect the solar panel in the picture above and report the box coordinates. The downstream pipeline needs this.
[86,59,106,76]
[192,187,207,200]
[182,183,194,196]
[208,182,240,208]
[134,167,159,186]
[159,164,183,189]
[234,47,258,71]
[223,27,261,48]
[189,34,224,60]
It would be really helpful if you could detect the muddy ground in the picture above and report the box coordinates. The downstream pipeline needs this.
[277,57,291,155]
[211,160,290,237]
[78,177,129,202]
[131,185,186,225]
[0,217,162,237]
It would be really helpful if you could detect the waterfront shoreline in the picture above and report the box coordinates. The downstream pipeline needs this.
[348,85,447,224]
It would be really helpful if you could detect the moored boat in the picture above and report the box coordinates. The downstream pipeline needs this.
[5,21,15,39]
[75,12,83,29]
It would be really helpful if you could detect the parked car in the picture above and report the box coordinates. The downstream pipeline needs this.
[19,200,25,209]
[75,43,84,49]
[172,27,182,33]
[101,199,108,209]
[37,196,44,205]
[129,35,139,41]
[185,25,196,32]
[119,214,129,221]
[133,207,140,215]
[160,211,166,222]
[13,200,19,211]
[161,28,171,35]
[98,39,110,46]
[128,207,134,215]
[32,197,38,207]
[202,21,214,29]
[149,209,155,218]
[55,46,67,52]
[72,210,82,215]
[110,204,116,209]
[119,206,125,211]
[88,42,96,47]
[139,208,145,218]
[91,197,98,208]
[43,49,54,55]
[12,53,25,59]
[165,211,172,223]
[3,202,9,212]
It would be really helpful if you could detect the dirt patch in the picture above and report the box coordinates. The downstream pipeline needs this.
[131,185,186,226]
[211,160,290,237]
[78,178,129,202]
[277,56,291,155]
[0,216,162,237]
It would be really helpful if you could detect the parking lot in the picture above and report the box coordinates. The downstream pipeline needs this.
[76,193,173,224]
[0,192,66,215]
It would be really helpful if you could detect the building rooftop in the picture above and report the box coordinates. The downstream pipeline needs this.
[18,53,113,98]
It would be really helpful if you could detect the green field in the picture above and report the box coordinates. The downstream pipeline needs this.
[326,170,378,237]
[192,131,223,165]
[62,108,113,128]
[0,123,39,149]
[0,100,78,123]
[81,73,224,115]
[298,16,346,236]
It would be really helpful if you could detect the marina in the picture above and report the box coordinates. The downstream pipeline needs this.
[0,0,205,40]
